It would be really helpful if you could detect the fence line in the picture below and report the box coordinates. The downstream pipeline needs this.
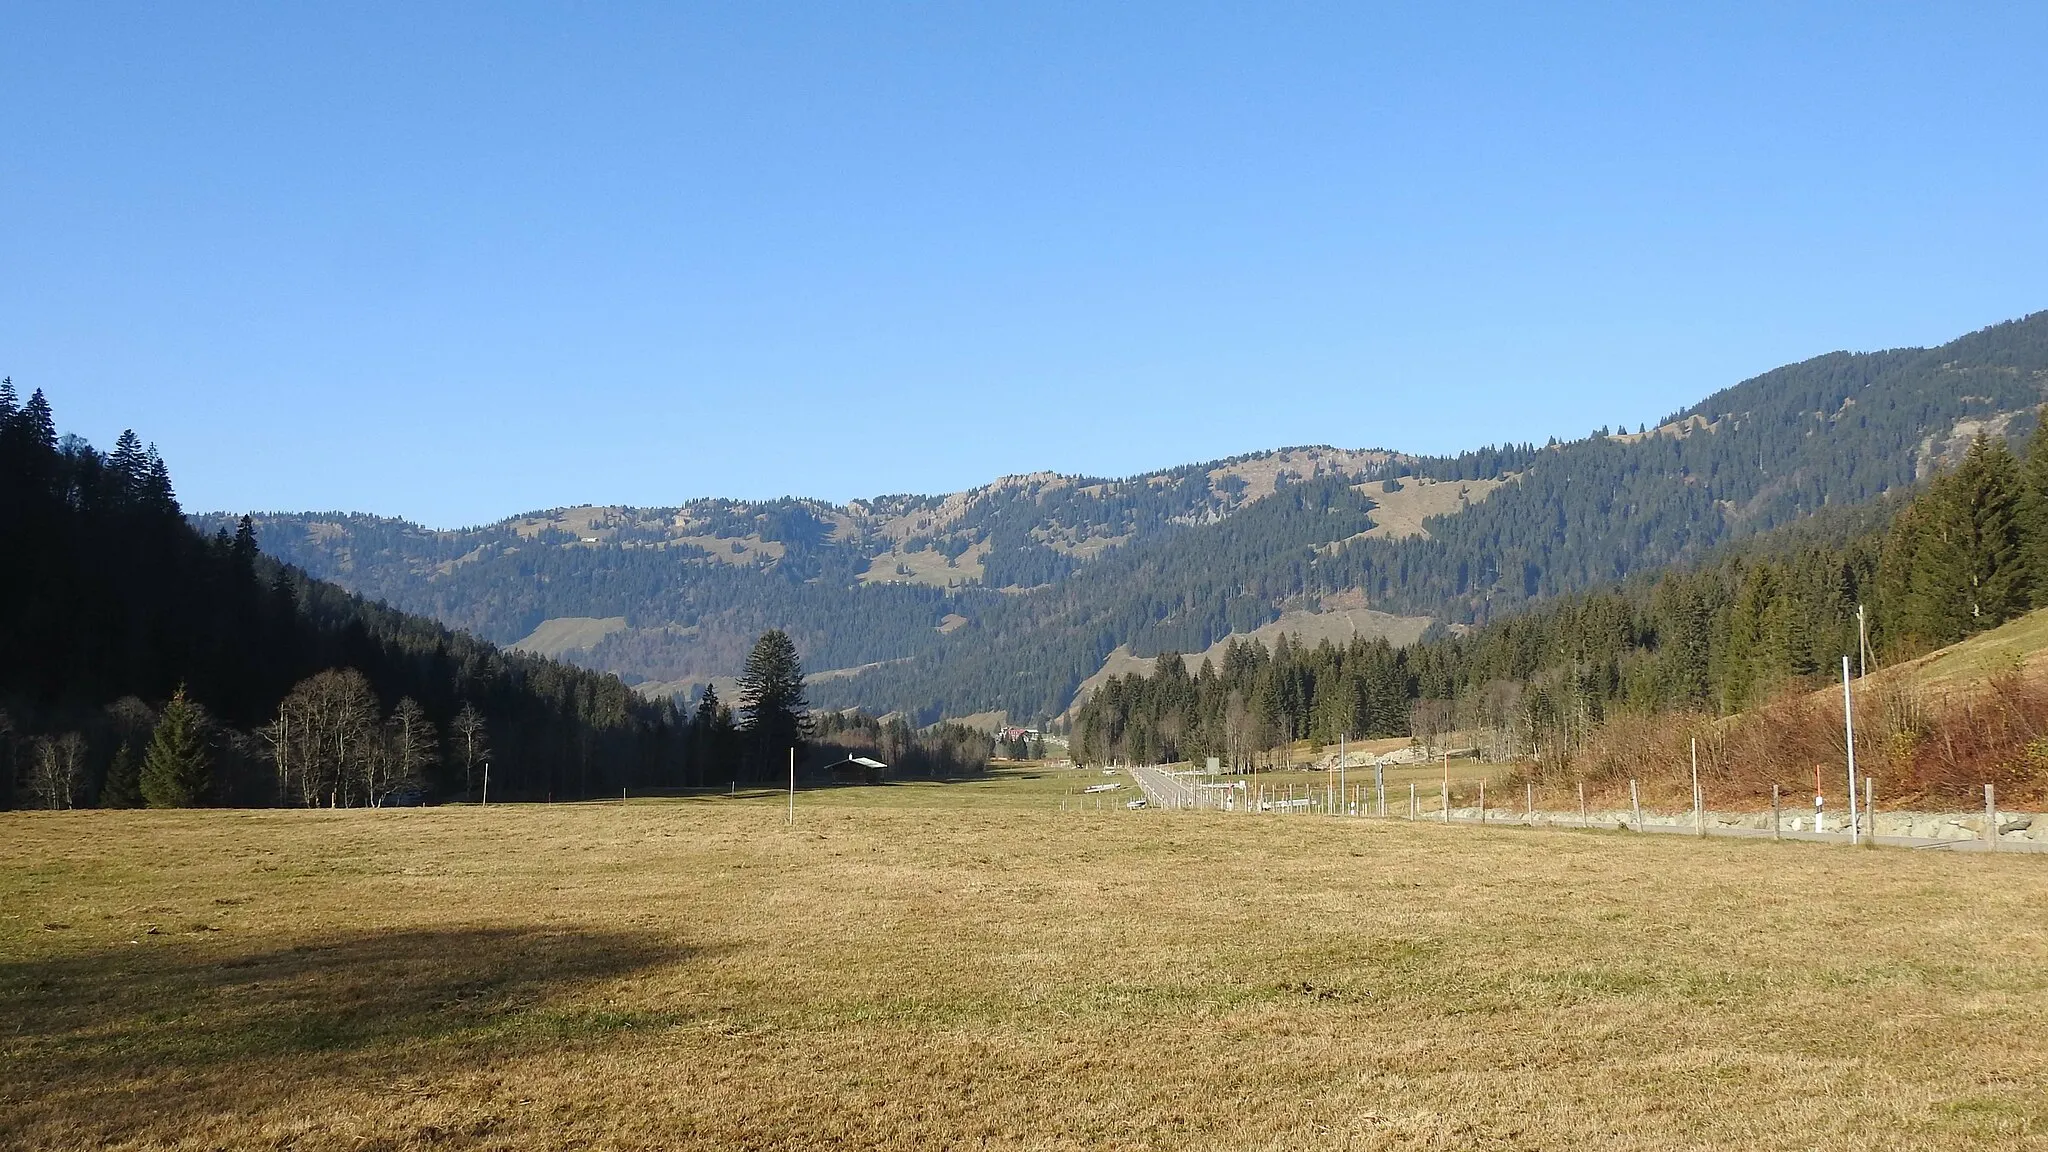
[1077,765,2041,852]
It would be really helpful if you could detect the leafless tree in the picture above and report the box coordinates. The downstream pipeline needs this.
[450,702,489,800]
[29,732,86,809]
[1410,698,1453,759]
[379,697,437,804]
[269,668,381,806]
[1474,680,1524,761]
[1223,689,1254,771]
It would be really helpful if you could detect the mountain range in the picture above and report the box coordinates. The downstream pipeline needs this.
[206,311,2048,726]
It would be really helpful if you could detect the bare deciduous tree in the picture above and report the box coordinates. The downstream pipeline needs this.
[380,697,437,805]
[450,702,489,800]
[268,668,381,806]
[30,732,86,809]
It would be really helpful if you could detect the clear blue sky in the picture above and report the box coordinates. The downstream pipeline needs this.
[4,3,2044,527]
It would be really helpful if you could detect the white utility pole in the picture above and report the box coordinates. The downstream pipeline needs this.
[788,747,796,824]
[1842,657,1860,846]
[1691,737,1703,838]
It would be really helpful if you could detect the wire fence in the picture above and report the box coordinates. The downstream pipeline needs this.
[1068,763,2047,853]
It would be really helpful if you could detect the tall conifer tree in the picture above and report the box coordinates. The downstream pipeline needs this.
[737,630,809,772]
[141,685,210,807]
[101,740,143,808]
[1956,435,2024,626]
[2016,409,2048,606]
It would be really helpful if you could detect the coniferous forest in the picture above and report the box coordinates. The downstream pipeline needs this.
[0,384,983,809]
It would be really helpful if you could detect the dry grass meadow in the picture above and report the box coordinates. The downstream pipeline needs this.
[6,768,2048,1150]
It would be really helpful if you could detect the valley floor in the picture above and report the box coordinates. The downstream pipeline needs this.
[5,771,2048,1149]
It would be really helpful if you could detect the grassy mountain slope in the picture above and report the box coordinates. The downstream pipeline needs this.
[1873,606,2048,695]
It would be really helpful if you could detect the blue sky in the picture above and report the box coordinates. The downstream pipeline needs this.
[4,3,2044,527]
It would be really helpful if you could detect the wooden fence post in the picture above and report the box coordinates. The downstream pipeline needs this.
[1630,779,1642,830]
[1771,783,1781,842]
[1578,781,1588,828]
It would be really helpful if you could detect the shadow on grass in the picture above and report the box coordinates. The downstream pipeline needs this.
[2,925,698,1086]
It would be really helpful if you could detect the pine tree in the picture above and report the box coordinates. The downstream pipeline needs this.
[141,685,210,807]
[140,445,177,513]
[692,683,739,784]
[1905,475,1973,646]
[1719,564,1773,710]
[108,430,148,498]
[2015,409,2048,608]
[231,515,259,578]
[101,740,143,808]
[737,630,809,772]
[1956,435,2024,627]
[21,390,56,454]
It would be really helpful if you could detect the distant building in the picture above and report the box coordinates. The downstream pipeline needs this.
[823,755,888,785]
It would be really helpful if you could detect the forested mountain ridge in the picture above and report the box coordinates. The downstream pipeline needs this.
[209,311,2048,725]
[210,446,1445,692]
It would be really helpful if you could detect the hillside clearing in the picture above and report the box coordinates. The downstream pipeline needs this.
[1066,604,1434,717]
[6,775,2048,1149]
[508,616,630,659]
[1351,475,1510,541]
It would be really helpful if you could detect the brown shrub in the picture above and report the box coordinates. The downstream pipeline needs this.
[1555,673,2048,810]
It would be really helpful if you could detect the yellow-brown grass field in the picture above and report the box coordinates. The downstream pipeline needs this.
[6,769,2048,1150]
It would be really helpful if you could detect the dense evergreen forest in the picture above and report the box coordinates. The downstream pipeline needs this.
[0,384,984,808]
[1072,423,2048,786]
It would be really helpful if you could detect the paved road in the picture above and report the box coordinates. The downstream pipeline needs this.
[1130,765,1198,809]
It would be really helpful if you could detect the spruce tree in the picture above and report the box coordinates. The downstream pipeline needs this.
[109,430,148,497]
[692,684,739,785]
[2016,409,2048,607]
[141,685,210,807]
[737,630,809,772]
[101,740,143,808]
[1903,473,1974,646]
[1956,435,2024,626]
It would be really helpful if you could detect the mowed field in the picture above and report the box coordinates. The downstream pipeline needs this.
[5,771,2048,1150]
